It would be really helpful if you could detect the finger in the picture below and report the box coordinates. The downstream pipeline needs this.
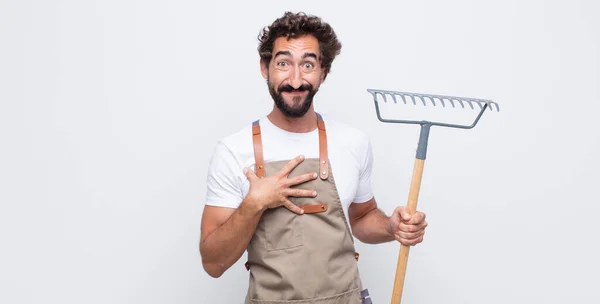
[410,235,425,246]
[396,230,424,240]
[406,218,428,231]
[282,199,304,215]
[390,206,402,222]
[396,234,424,246]
[407,211,426,225]
[283,188,317,198]
[286,172,318,186]
[398,206,412,222]
[398,222,424,233]
[277,155,305,177]
[243,167,258,181]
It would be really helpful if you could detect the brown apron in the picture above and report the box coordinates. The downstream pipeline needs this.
[244,113,372,304]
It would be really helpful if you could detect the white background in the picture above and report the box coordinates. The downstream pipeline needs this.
[1,0,599,303]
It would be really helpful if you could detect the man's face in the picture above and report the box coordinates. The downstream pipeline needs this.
[261,35,325,118]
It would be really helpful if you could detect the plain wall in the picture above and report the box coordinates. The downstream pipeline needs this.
[1,0,599,303]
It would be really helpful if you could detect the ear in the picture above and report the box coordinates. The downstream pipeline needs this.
[319,67,327,83]
[260,58,269,80]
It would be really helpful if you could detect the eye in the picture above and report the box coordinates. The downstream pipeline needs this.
[303,62,314,69]
[277,61,288,67]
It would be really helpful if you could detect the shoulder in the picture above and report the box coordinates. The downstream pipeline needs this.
[320,112,371,148]
[204,118,259,208]
[212,119,258,161]
[319,112,372,170]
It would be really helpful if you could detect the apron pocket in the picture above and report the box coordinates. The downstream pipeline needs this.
[262,206,303,251]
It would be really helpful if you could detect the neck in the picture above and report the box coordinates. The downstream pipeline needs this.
[267,106,317,133]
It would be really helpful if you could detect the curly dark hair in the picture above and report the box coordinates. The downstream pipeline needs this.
[257,12,342,79]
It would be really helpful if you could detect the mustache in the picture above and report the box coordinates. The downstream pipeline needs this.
[278,83,313,92]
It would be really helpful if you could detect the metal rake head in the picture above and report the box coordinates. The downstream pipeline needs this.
[367,89,499,129]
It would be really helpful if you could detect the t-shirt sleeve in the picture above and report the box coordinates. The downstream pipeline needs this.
[204,141,244,209]
[353,133,374,203]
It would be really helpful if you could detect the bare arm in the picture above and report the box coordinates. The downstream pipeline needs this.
[349,197,427,245]
[348,197,395,244]
[199,202,264,278]
[199,155,318,278]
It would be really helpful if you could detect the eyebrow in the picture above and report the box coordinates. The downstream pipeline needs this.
[273,51,319,60]
[302,52,318,60]
[274,51,292,58]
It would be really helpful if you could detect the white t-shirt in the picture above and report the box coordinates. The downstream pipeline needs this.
[204,113,374,226]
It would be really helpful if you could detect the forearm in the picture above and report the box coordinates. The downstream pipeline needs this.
[200,200,263,277]
[351,208,395,244]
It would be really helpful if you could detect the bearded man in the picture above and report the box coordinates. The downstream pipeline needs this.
[199,11,428,304]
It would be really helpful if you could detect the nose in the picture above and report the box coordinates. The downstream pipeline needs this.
[288,66,302,89]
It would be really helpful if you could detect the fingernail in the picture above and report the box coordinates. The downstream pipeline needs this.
[312,191,317,196]
[300,209,305,214]
[243,168,247,174]
[313,173,317,178]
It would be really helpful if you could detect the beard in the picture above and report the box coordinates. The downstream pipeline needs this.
[268,79,318,118]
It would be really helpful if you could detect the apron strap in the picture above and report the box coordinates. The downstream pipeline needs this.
[251,113,329,180]
[252,120,265,178]
[316,113,329,180]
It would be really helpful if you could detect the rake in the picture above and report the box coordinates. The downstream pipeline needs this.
[366,89,500,304]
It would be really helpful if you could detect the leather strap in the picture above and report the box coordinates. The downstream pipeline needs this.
[252,120,265,178]
[250,114,329,215]
[300,203,328,214]
[316,113,329,180]
[252,113,328,180]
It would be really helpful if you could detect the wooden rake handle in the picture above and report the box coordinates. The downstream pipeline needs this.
[391,123,431,304]
[365,89,497,303]
[391,158,425,303]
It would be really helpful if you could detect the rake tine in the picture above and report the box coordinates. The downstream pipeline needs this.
[400,94,408,104]
[446,98,456,108]
[465,99,474,110]
[417,95,427,106]
[383,93,389,103]
[454,98,465,108]
[409,95,417,105]
[481,100,495,111]
[493,102,500,111]
[427,96,437,107]
[435,97,445,107]
[391,94,398,104]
